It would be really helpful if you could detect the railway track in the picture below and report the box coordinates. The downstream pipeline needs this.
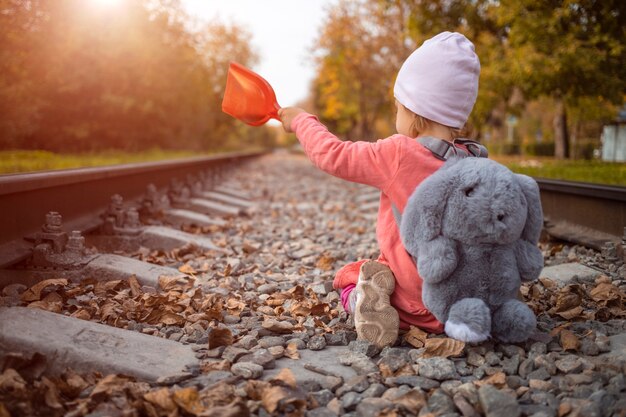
[0,151,624,416]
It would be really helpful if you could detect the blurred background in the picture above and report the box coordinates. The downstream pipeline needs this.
[0,0,624,184]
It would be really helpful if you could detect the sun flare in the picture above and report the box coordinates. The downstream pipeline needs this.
[88,0,125,9]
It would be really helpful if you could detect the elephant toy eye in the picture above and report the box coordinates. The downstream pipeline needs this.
[464,187,474,197]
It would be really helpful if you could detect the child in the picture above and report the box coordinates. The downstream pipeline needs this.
[279,32,481,348]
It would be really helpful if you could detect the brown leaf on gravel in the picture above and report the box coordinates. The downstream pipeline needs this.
[394,389,427,414]
[555,292,581,313]
[403,326,428,348]
[261,386,305,415]
[284,342,300,360]
[178,264,197,275]
[590,282,624,306]
[208,328,234,349]
[128,275,142,297]
[262,319,294,334]
[158,275,193,291]
[315,253,335,271]
[559,329,580,351]
[245,380,270,401]
[160,312,185,326]
[474,371,507,388]
[0,369,27,391]
[556,306,584,320]
[26,299,63,313]
[421,337,465,358]
[198,399,250,417]
[226,298,246,317]
[42,377,63,409]
[144,387,177,412]
[269,368,296,388]
[21,278,68,302]
[173,387,203,415]
[90,374,133,400]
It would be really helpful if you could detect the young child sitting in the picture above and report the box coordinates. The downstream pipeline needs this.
[279,32,481,348]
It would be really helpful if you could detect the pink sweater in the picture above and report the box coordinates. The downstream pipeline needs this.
[292,113,445,332]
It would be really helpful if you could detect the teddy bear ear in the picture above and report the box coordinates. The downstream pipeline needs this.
[515,174,544,243]
[400,167,455,256]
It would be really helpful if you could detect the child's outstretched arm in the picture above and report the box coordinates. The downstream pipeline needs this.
[278,107,401,190]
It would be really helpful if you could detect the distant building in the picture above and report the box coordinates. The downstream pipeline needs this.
[601,121,626,162]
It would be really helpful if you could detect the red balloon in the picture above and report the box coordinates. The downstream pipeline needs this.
[222,62,280,126]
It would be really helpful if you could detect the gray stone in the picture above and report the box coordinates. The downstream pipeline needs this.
[222,346,249,362]
[241,348,275,369]
[308,335,327,351]
[440,380,462,396]
[546,262,604,284]
[351,357,379,375]
[466,350,486,367]
[236,335,258,350]
[498,344,526,358]
[340,374,370,394]
[309,389,335,407]
[527,367,551,381]
[478,384,521,417]
[181,371,234,388]
[361,383,386,398]
[377,354,408,374]
[311,282,334,295]
[502,354,520,375]
[555,356,583,374]
[382,385,412,401]
[0,306,197,382]
[231,362,264,379]
[518,357,535,379]
[348,340,380,357]
[259,336,285,348]
[325,331,351,346]
[385,375,440,390]
[306,407,337,417]
[355,397,394,417]
[484,351,501,366]
[427,389,456,416]
[341,391,361,411]
[580,338,600,356]
[456,382,479,406]
[533,355,557,375]
[506,375,525,389]
[415,357,459,381]
[288,338,308,350]
[530,342,548,355]
[257,283,278,294]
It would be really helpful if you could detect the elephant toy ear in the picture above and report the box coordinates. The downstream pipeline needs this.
[515,174,543,243]
[400,167,455,257]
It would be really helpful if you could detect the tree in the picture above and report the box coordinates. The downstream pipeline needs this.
[312,0,412,140]
[0,0,262,152]
[496,0,626,158]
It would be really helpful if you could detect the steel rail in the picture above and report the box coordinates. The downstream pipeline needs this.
[0,150,265,267]
[535,177,625,248]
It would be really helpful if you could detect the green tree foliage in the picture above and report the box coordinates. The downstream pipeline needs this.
[0,0,266,152]
[311,0,625,158]
[312,0,412,140]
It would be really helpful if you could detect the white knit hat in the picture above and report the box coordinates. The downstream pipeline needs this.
[394,32,480,129]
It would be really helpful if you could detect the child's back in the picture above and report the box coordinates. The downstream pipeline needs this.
[279,31,481,348]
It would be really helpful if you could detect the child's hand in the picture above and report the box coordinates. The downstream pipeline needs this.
[278,107,306,132]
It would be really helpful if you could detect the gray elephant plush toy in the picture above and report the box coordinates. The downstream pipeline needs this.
[399,157,544,343]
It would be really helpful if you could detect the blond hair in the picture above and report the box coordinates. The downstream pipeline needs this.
[402,103,463,139]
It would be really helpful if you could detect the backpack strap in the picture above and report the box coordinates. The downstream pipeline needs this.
[418,136,488,160]
[392,136,488,242]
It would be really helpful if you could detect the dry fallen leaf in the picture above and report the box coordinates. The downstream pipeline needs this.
[269,368,296,389]
[421,337,465,358]
[208,328,234,349]
[172,387,203,415]
[394,389,427,414]
[262,319,294,334]
[474,371,507,388]
[559,329,580,351]
[403,326,428,349]
[178,264,197,275]
[590,282,623,306]
[20,278,68,302]
[315,253,335,271]
[158,275,193,291]
[284,342,300,360]
[144,387,177,412]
